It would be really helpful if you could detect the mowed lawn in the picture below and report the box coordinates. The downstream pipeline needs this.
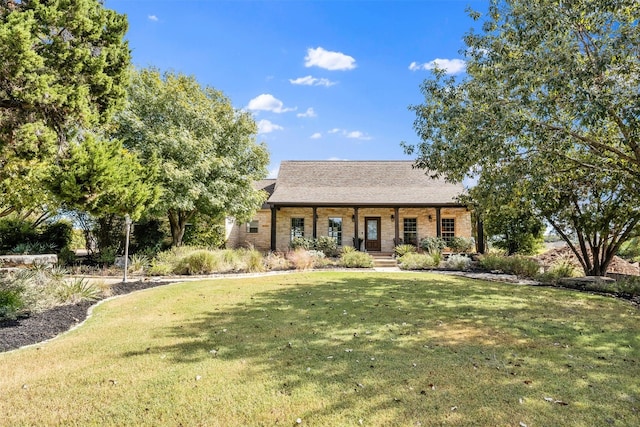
[1,272,639,426]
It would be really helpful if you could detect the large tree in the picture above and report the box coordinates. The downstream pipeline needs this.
[114,68,269,246]
[0,0,130,215]
[406,0,640,276]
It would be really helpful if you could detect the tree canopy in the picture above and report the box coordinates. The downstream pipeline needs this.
[114,68,269,246]
[406,0,640,275]
[0,0,130,214]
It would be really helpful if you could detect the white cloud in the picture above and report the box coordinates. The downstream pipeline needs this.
[327,157,348,161]
[297,108,317,118]
[409,58,466,75]
[346,130,372,140]
[257,119,283,134]
[289,75,337,87]
[148,15,159,21]
[327,128,371,140]
[305,47,356,71]
[310,132,322,139]
[247,94,295,113]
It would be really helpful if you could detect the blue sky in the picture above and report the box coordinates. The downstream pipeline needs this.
[105,0,486,178]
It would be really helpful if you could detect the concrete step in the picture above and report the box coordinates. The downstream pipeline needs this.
[367,252,397,267]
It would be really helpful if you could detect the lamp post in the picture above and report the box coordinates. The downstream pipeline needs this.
[123,214,132,283]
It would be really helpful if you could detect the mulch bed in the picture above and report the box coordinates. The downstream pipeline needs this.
[0,280,172,353]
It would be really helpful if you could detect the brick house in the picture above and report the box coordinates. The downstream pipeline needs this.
[225,160,475,253]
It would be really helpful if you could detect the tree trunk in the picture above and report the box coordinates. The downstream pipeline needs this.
[167,209,196,247]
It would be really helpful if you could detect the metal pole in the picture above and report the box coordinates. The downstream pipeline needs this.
[123,214,131,283]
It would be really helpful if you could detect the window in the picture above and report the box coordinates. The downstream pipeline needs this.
[291,218,304,240]
[246,220,259,234]
[403,218,417,245]
[328,217,342,245]
[441,218,455,243]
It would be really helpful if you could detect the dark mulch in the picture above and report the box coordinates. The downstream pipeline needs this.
[0,280,173,353]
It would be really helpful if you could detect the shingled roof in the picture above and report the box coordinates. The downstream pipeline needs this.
[267,161,465,206]
[254,179,277,208]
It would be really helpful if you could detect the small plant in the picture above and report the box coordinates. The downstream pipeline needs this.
[128,254,150,274]
[397,253,437,270]
[538,257,579,283]
[445,254,472,270]
[0,285,25,320]
[315,236,339,257]
[478,253,541,278]
[341,246,357,254]
[243,249,265,273]
[147,261,174,276]
[448,237,474,253]
[287,249,316,270]
[57,278,101,304]
[290,237,315,250]
[263,252,290,271]
[339,251,374,268]
[177,250,220,275]
[420,237,447,255]
[394,244,417,257]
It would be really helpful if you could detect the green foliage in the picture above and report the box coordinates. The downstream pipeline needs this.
[0,0,131,213]
[131,218,169,256]
[0,285,25,320]
[57,247,77,266]
[0,218,37,252]
[50,135,159,220]
[447,237,474,254]
[339,251,374,268]
[176,250,220,275]
[128,254,149,274]
[114,68,269,246]
[57,278,100,304]
[478,254,541,278]
[182,214,226,249]
[397,253,437,270]
[0,218,72,254]
[290,237,314,250]
[393,244,417,257]
[242,249,266,273]
[315,236,339,257]
[406,0,640,276]
[444,254,472,270]
[538,258,579,284]
[420,237,446,255]
[341,246,357,254]
[618,237,640,262]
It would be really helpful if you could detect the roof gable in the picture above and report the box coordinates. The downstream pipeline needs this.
[268,161,465,206]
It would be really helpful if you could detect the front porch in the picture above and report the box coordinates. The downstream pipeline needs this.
[269,205,472,253]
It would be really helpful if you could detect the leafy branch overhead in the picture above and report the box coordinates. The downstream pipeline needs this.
[407,0,640,276]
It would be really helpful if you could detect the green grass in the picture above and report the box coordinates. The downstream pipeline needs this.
[1,272,639,426]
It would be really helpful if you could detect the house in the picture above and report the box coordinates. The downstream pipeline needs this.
[225,160,476,253]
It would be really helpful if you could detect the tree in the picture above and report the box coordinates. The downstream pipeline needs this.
[0,0,130,215]
[49,134,159,220]
[114,68,269,247]
[406,0,640,276]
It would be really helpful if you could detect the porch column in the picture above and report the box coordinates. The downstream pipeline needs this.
[312,207,318,239]
[353,207,359,250]
[394,207,399,245]
[270,206,277,251]
[476,217,485,254]
[436,207,442,238]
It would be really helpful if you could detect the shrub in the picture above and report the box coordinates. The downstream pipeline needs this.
[420,237,447,255]
[148,261,174,276]
[445,254,472,270]
[128,254,150,274]
[397,253,437,270]
[315,236,339,257]
[242,249,265,273]
[394,244,416,257]
[341,246,357,254]
[478,253,541,278]
[287,249,316,270]
[448,237,474,253]
[57,278,101,304]
[264,252,290,271]
[0,218,37,253]
[290,237,315,250]
[0,286,25,320]
[538,257,579,283]
[39,221,73,252]
[58,247,77,266]
[339,251,374,268]
[177,250,220,275]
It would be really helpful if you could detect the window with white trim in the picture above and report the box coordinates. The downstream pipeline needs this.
[441,218,455,243]
[403,218,417,245]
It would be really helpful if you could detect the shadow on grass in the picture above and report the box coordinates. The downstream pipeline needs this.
[123,273,640,425]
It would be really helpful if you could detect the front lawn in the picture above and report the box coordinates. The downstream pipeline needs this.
[1,272,639,426]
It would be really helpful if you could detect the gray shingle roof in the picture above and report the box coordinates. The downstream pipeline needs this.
[268,161,465,206]
[254,179,277,208]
